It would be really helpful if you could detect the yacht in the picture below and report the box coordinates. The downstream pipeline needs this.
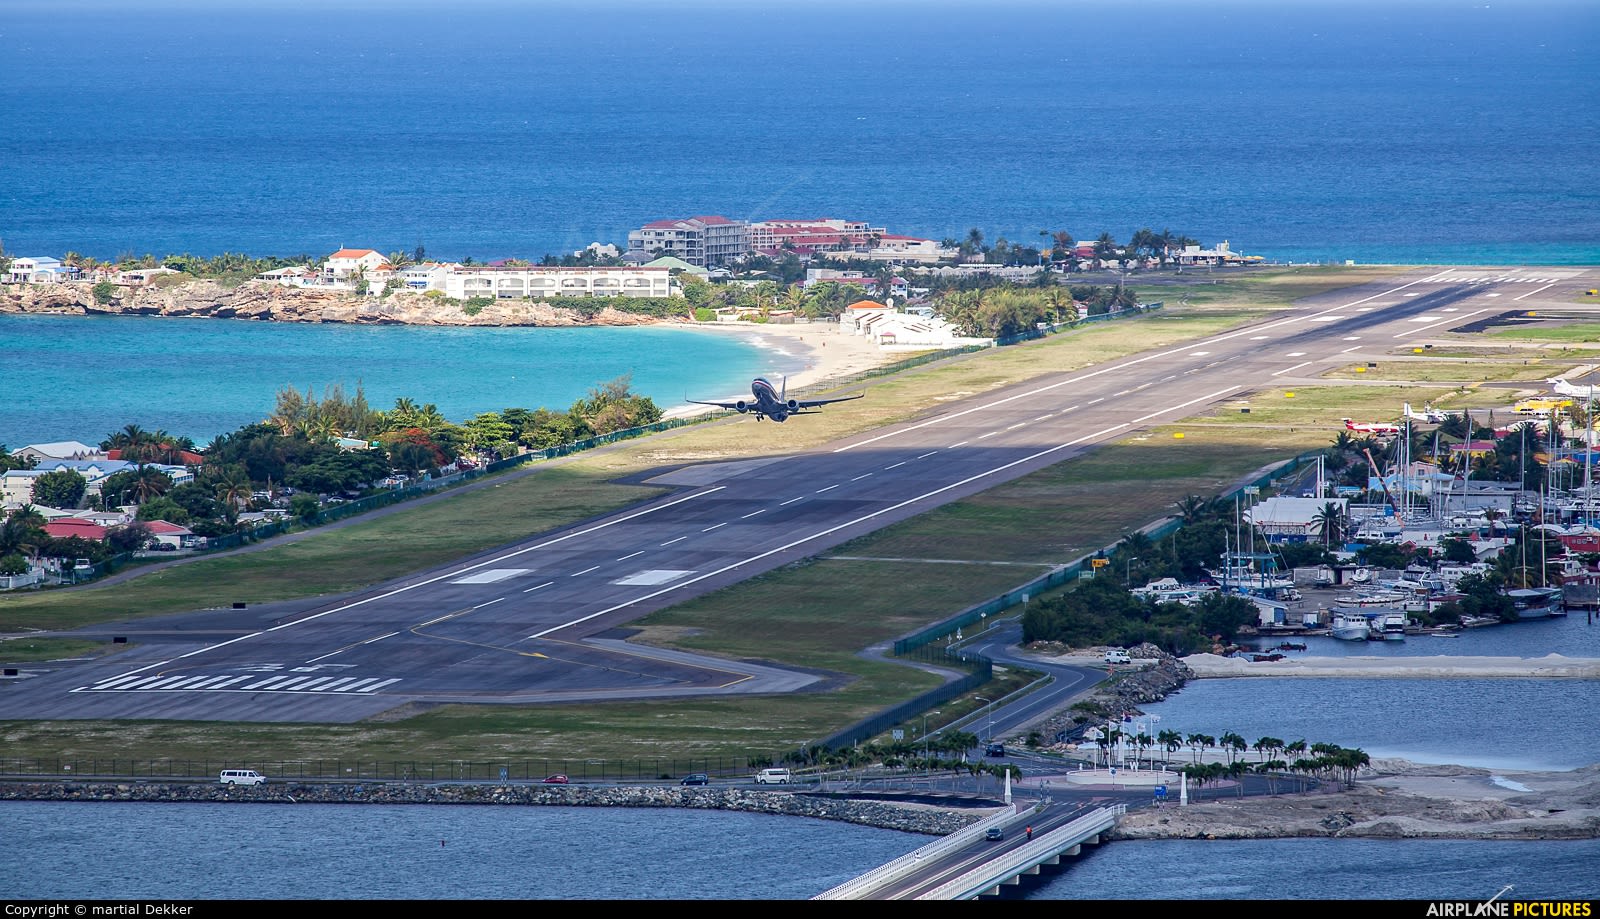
[1368,611,1407,641]
[1330,610,1372,641]
[1505,587,1563,620]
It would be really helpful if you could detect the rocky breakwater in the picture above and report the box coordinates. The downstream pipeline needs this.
[1022,642,1194,744]
[0,281,666,327]
[0,781,984,836]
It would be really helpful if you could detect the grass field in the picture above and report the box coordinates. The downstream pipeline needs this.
[0,264,1576,768]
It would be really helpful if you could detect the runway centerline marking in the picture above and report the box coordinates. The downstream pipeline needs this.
[885,462,906,470]
[571,566,600,577]
[834,274,1433,454]
[472,598,505,609]
[1272,361,1313,377]
[740,509,768,518]
[531,385,1239,640]
[1392,307,1494,338]
[616,551,643,562]
[851,473,873,481]
[815,484,839,493]
[660,536,688,546]
[702,522,728,532]
[916,451,938,459]
[1514,283,1557,301]
[523,581,554,593]
[780,496,805,505]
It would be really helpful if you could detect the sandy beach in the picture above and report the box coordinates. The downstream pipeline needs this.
[661,319,906,418]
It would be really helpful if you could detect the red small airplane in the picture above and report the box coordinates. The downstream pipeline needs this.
[1342,418,1401,435]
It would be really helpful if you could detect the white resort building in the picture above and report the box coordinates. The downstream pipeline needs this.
[439,265,677,300]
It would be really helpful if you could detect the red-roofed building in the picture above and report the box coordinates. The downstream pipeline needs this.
[42,518,108,541]
[627,216,749,267]
[322,248,391,282]
[106,448,205,466]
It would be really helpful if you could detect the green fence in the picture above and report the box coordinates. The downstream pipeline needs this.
[0,755,777,784]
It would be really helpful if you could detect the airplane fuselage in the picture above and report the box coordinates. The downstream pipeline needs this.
[744,376,800,422]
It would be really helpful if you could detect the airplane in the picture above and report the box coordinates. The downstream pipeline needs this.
[1342,418,1401,436]
[1403,403,1450,424]
[687,375,864,422]
[1547,377,1598,401]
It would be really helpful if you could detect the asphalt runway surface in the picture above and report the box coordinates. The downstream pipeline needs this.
[5,266,1594,723]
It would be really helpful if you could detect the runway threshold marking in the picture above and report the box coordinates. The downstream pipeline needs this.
[69,486,732,687]
[833,274,1434,454]
[530,385,1238,640]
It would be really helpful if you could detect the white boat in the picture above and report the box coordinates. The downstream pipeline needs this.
[1330,611,1372,641]
[1368,611,1407,641]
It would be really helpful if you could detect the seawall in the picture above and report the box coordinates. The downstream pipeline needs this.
[0,781,988,836]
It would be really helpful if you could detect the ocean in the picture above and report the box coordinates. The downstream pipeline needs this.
[1,0,1597,267]
[3,0,1598,901]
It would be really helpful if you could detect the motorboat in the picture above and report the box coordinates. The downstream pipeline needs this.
[1367,611,1407,641]
[1330,610,1372,641]
[1505,587,1563,620]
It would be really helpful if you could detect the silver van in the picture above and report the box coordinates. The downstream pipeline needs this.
[219,769,266,786]
[755,768,792,785]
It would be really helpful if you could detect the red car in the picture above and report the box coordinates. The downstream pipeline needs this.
[542,774,569,784]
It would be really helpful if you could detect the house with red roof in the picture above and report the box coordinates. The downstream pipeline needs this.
[42,518,109,542]
[322,248,392,283]
[142,519,197,550]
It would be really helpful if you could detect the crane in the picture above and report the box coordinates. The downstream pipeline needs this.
[1364,447,1404,517]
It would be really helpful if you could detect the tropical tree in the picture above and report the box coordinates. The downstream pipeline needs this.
[126,466,175,504]
[1313,501,1346,547]
[31,469,87,509]
[0,506,47,558]
[1219,731,1248,764]
[1158,729,1184,766]
[1186,732,1214,764]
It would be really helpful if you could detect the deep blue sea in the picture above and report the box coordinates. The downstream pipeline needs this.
[2,0,1597,266]
[3,0,1598,901]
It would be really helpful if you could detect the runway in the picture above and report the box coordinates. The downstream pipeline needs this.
[5,266,1594,723]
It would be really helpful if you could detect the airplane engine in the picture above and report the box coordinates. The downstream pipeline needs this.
[734,400,749,413]
[786,398,799,411]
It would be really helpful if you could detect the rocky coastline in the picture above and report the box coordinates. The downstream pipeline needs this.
[0,280,667,327]
[0,781,985,836]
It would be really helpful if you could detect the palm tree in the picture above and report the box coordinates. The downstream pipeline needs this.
[1176,495,1211,524]
[0,506,46,558]
[1313,501,1346,547]
[127,466,173,505]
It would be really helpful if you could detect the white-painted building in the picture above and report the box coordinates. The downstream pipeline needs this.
[115,267,180,286]
[11,442,105,463]
[442,266,677,300]
[862,235,958,264]
[322,248,391,281]
[627,216,749,267]
[5,257,78,284]
[837,300,992,352]
[1245,496,1348,543]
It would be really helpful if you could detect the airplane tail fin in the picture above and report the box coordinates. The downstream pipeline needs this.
[780,375,787,402]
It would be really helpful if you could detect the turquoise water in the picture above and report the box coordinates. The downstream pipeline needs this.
[0,314,800,448]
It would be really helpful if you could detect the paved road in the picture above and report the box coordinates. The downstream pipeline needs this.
[4,266,1594,722]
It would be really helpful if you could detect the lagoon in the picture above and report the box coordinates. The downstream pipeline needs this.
[0,314,797,449]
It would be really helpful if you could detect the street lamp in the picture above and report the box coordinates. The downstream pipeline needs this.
[975,696,994,743]
[922,710,941,775]
[1126,555,1140,586]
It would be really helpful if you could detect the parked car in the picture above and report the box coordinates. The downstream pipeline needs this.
[984,743,1006,758]
[680,773,710,786]
[542,774,569,784]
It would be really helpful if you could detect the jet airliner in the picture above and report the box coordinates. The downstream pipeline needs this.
[1342,418,1401,436]
[688,376,863,422]
[1547,377,1598,401]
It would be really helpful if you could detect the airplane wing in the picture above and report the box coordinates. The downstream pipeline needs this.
[794,392,865,409]
[685,399,744,410]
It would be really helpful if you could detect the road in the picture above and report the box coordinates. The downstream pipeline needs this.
[3,265,1593,723]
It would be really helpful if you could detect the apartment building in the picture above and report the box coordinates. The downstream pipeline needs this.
[626,216,749,267]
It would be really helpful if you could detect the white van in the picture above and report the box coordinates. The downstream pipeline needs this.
[1103,649,1132,665]
[755,768,792,785]
[219,769,266,786]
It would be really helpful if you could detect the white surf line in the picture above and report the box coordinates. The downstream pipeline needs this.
[1514,283,1557,301]
[531,386,1237,640]
[660,536,688,546]
[1391,307,1494,338]
[616,551,643,561]
[523,581,554,592]
[72,486,731,686]
[570,566,600,577]
[1271,361,1313,378]
[740,508,768,518]
[835,275,1435,455]
[702,522,727,532]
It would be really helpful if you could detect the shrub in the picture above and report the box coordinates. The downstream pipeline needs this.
[91,281,118,304]
[693,307,716,322]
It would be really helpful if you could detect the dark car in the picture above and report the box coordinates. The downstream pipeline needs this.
[680,773,710,786]
[542,774,569,784]
[985,827,1005,841]
[984,743,1006,758]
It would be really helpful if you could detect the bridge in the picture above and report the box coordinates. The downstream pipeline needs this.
[814,799,1126,900]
